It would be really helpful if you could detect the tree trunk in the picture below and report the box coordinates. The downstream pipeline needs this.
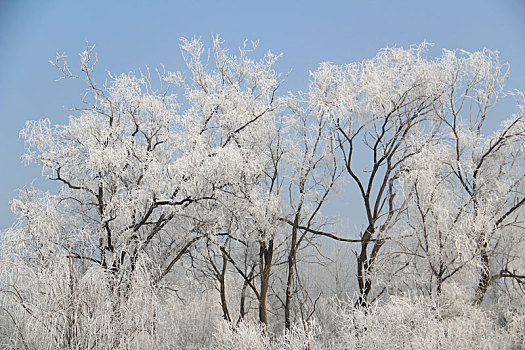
[356,225,374,307]
[219,249,231,322]
[285,222,299,330]
[259,239,274,326]
[474,243,490,305]
[238,279,248,324]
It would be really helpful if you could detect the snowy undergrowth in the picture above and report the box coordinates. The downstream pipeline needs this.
[211,295,523,350]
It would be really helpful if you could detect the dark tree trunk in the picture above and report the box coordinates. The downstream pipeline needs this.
[219,249,231,322]
[474,242,490,305]
[285,220,299,330]
[258,239,274,326]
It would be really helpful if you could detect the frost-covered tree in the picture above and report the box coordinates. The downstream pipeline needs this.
[278,94,343,330]
[388,49,525,305]
[310,43,448,305]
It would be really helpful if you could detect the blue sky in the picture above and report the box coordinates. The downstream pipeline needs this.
[1,0,524,230]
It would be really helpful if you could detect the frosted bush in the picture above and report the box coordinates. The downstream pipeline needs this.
[213,320,271,350]
[333,294,523,350]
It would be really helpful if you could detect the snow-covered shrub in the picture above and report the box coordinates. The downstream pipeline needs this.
[333,294,524,350]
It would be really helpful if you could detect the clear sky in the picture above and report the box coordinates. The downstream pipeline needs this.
[1,0,524,230]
